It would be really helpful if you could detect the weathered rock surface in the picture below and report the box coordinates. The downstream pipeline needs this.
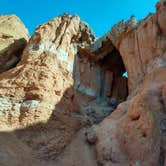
[0,14,95,126]
[0,1,166,166]
[84,1,166,166]
[0,14,95,164]
[0,15,29,73]
[20,14,95,72]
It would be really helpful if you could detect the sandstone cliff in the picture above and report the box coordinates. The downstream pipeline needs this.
[0,1,166,166]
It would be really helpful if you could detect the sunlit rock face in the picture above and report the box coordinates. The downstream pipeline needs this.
[0,14,95,127]
[20,14,95,72]
[0,15,29,73]
[0,14,95,163]
[0,1,166,166]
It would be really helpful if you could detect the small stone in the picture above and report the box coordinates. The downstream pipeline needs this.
[85,126,97,144]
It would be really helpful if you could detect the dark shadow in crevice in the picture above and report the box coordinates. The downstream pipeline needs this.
[96,47,128,107]
[0,38,27,73]
[74,44,128,124]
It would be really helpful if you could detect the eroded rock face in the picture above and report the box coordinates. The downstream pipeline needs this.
[0,1,166,166]
[0,14,95,126]
[20,14,95,72]
[75,38,128,123]
[0,15,29,73]
[0,14,95,163]
[85,1,166,166]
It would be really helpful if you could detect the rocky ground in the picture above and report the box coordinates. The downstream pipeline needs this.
[0,0,166,166]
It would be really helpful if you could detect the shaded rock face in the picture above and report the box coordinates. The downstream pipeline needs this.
[75,42,128,123]
[0,1,166,166]
[0,15,29,73]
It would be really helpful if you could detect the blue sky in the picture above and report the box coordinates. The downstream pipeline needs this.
[0,0,158,37]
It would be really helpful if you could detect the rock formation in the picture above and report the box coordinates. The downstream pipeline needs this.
[0,1,166,166]
[84,1,166,165]
[0,15,29,73]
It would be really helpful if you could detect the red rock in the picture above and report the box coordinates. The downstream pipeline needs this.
[0,1,166,166]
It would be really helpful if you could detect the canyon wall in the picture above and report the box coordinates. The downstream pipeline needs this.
[85,1,166,166]
[0,1,166,166]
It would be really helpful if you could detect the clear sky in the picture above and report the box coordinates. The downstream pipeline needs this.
[0,0,158,37]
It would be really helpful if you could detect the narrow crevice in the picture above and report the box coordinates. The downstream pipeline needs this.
[159,147,165,166]
[0,38,27,73]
